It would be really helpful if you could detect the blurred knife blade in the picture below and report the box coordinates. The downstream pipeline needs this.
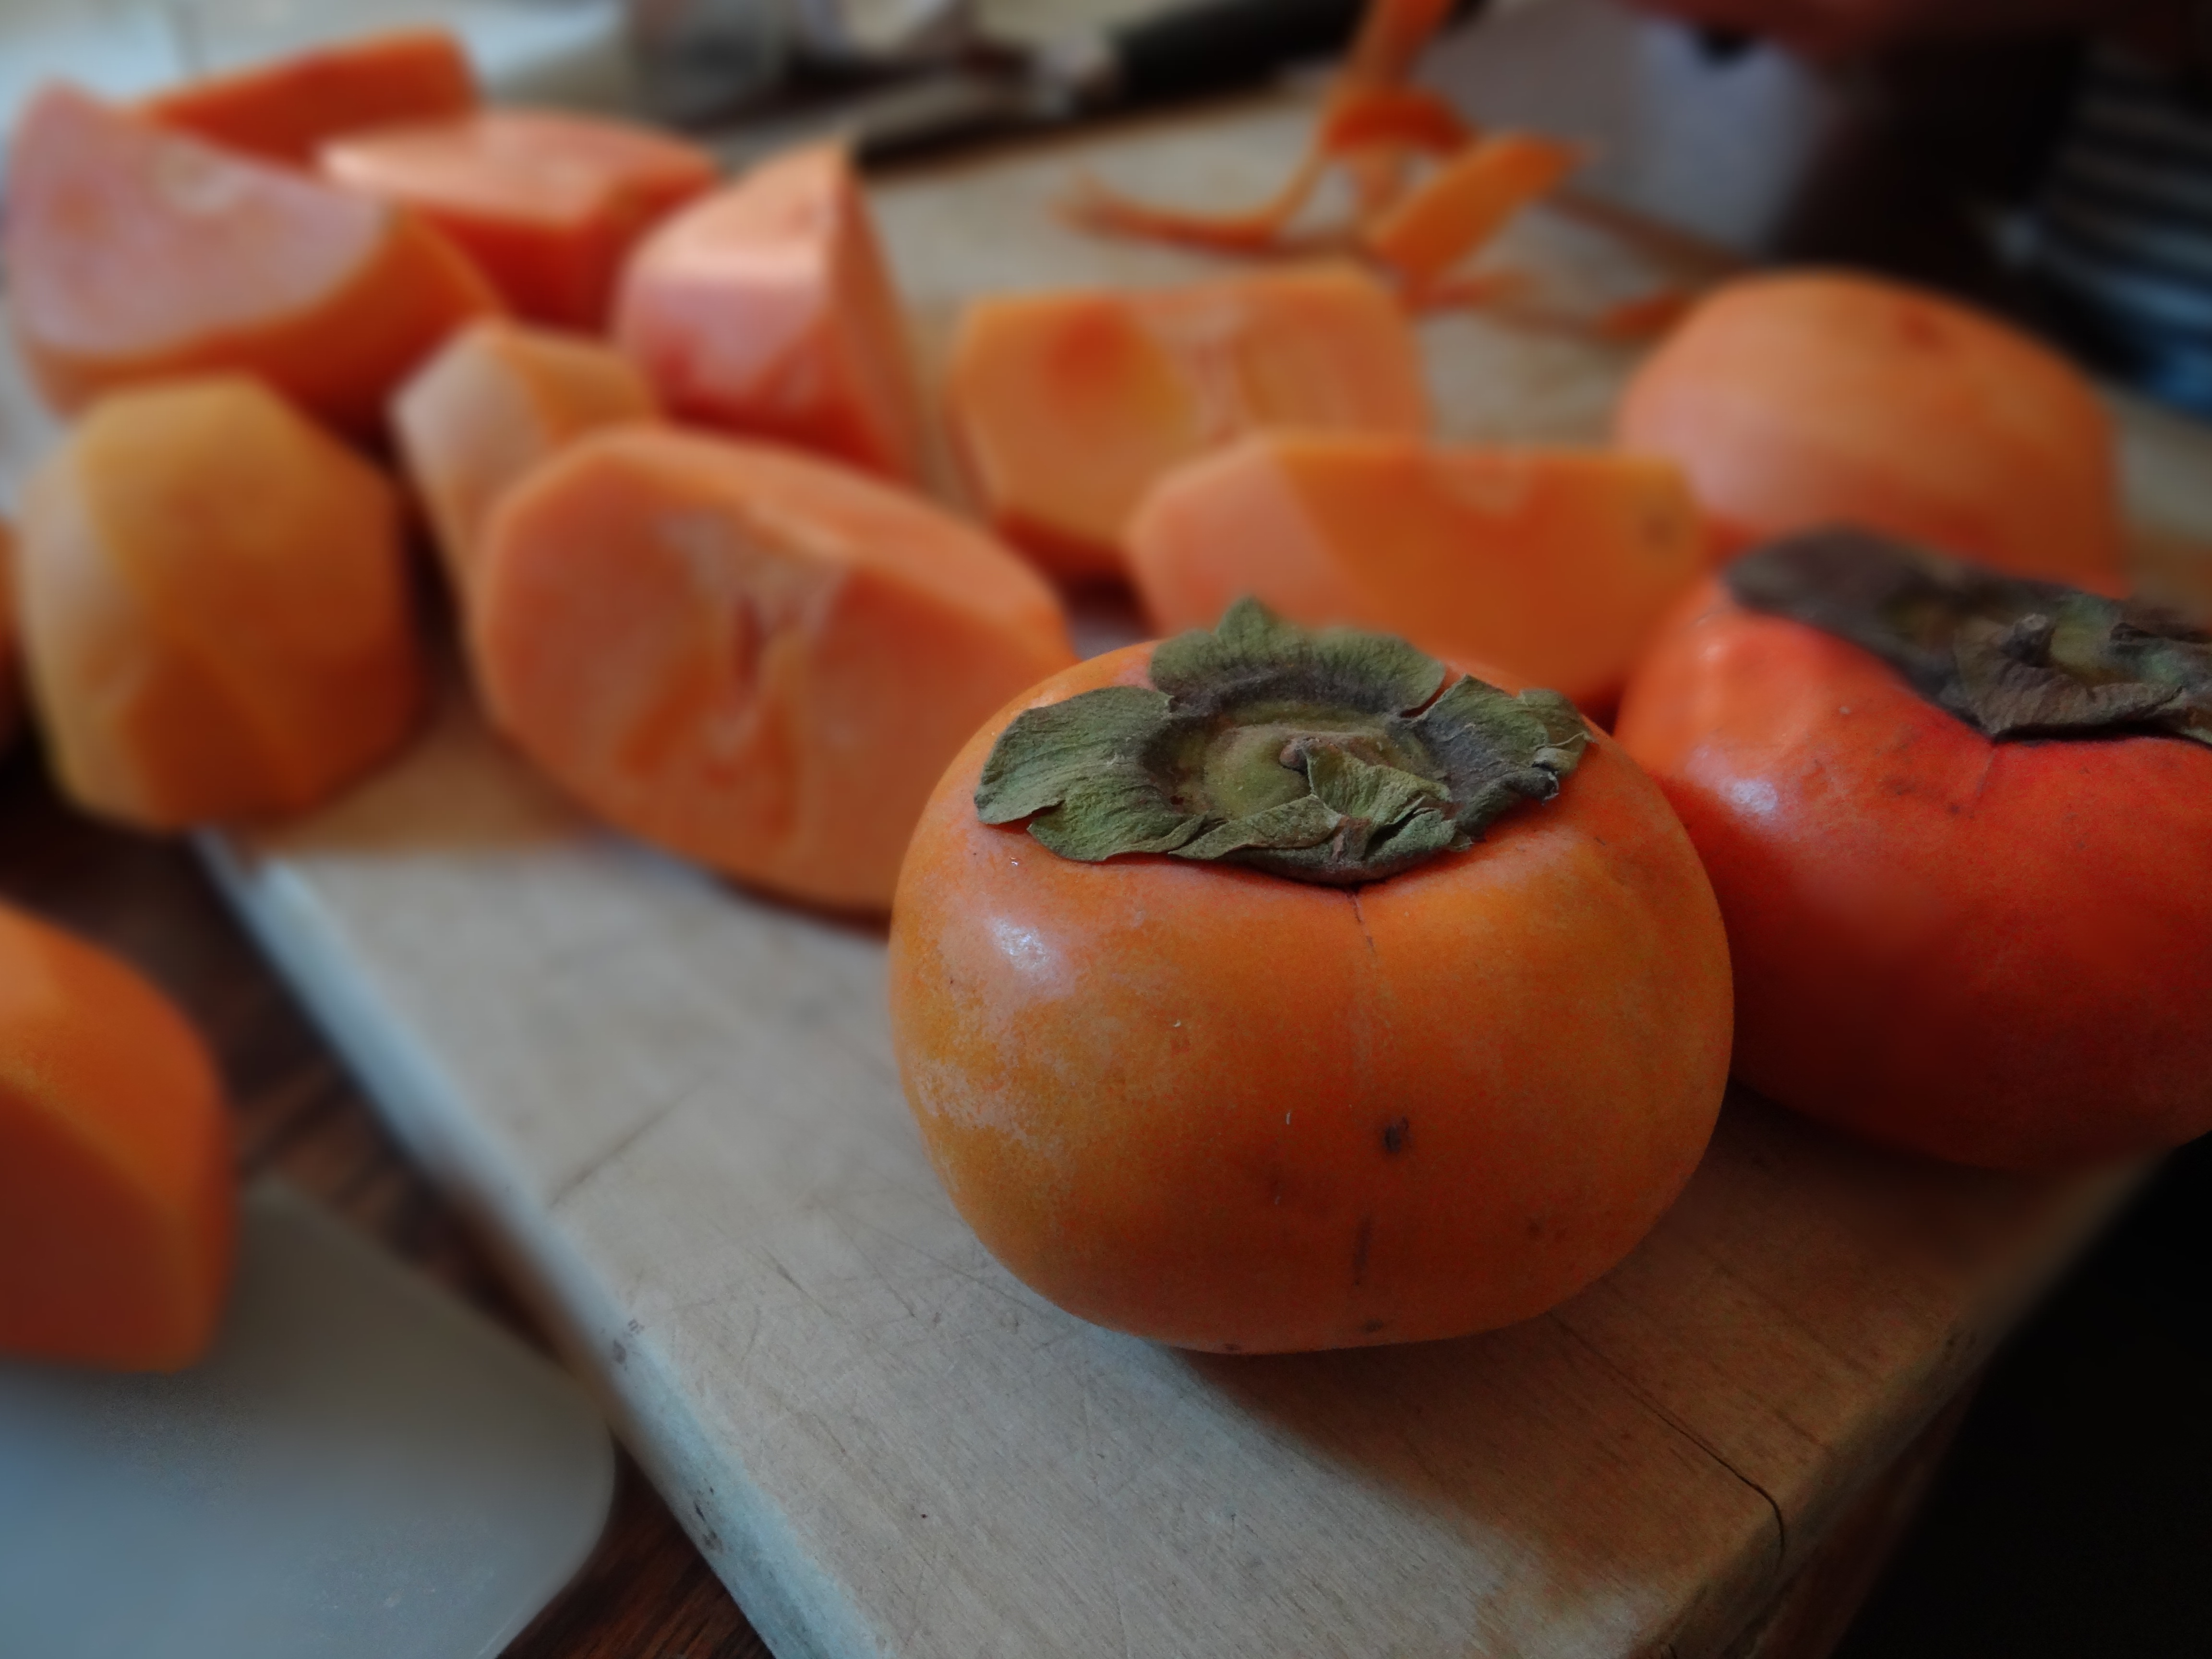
[703,0,1485,166]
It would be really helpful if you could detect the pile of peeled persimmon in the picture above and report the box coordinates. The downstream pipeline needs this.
[3,1,2208,1377]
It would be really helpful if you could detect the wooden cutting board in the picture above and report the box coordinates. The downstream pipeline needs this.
[8,95,2209,1659]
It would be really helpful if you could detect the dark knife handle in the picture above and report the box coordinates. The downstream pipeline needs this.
[1110,0,1484,108]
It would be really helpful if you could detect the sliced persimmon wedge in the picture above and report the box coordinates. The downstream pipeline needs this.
[5,84,498,434]
[945,264,1431,582]
[393,319,659,606]
[140,26,475,166]
[1129,433,1707,711]
[322,109,718,329]
[474,428,1074,914]
[0,901,235,1372]
[613,144,928,484]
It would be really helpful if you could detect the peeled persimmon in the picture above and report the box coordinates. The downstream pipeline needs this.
[5,84,499,435]
[0,900,235,1371]
[1616,272,2123,586]
[16,377,424,830]
[474,426,1074,913]
[945,262,1431,581]
[1616,529,2212,1170]
[613,144,927,483]
[140,27,475,166]
[322,109,717,329]
[890,602,1731,1353]
[1129,434,1706,711]
[393,319,658,605]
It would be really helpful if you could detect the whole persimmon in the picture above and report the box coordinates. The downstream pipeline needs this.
[1616,529,2212,1171]
[1616,272,2123,589]
[889,602,1731,1353]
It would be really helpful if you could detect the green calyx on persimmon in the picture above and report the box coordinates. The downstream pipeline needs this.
[975,598,1588,886]
[1730,529,2212,747]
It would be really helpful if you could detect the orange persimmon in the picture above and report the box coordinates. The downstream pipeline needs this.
[392,319,658,605]
[16,377,424,830]
[322,109,717,329]
[890,603,1731,1352]
[1615,530,2212,1170]
[1616,272,2124,586]
[0,900,235,1370]
[1129,434,1706,711]
[4,85,499,435]
[474,426,1075,913]
[139,26,475,166]
[613,144,926,483]
[946,264,1432,581]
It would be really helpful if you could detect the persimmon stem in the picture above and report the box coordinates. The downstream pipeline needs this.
[974,600,1587,886]
[1728,530,2212,747]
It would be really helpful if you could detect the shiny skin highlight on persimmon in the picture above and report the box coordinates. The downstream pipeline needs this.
[890,605,1731,1353]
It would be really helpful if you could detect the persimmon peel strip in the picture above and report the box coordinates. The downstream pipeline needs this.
[1362,133,1581,291]
[1062,0,1581,295]
[1060,86,1472,254]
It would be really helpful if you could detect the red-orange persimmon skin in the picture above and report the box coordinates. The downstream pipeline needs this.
[889,646,1732,1353]
[1616,581,2212,1171]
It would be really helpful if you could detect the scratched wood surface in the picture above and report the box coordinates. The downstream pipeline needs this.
[4,95,2207,1659]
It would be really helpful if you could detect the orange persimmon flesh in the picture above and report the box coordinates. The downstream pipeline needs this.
[1616,272,2125,586]
[17,377,424,830]
[322,109,718,330]
[393,319,658,605]
[0,901,235,1371]
[4,85,499,435]
[1128,434,1707,711]
[1362,133,1580,291]
[139,26,475,166]
[474,426,1075,913]
[946,263,1432,582]
[613,144,927,483]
